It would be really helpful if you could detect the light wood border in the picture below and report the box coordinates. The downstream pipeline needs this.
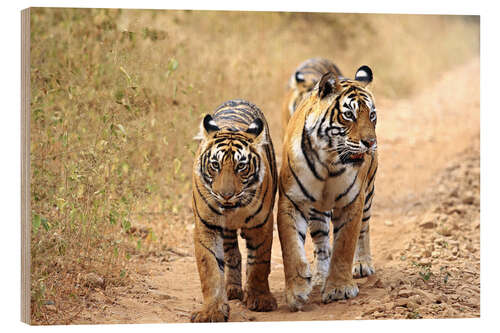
[21,7,31,325]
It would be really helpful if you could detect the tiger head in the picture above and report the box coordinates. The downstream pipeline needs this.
[305,65,377,165]
[196,114,266,209]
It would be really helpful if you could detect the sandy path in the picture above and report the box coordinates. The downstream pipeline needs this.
[75,58,480,323]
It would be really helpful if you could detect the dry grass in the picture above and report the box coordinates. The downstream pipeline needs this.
[29,8,479,324]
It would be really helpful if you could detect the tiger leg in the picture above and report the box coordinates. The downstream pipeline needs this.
[277,194,312,311]
[322,195,364,303]
[353,184,375,278]
[191,216,229,323]
[308,208,332,286]
[241,214,277,312]
[222,229,243,300]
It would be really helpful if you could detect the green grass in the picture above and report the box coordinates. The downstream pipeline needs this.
[29,8,479,324]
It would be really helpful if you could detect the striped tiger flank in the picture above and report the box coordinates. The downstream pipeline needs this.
[277,65,378,311]
[282,58,342,136]
[190,100,278,322]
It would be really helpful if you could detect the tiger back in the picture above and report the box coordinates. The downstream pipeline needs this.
[191,99,278,322]
[282,58,342,136]
[277,66,378,311]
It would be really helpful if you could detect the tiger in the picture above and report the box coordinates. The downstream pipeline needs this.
[282,58,342,136]
[190,99,278,322]
[277,65,378,311]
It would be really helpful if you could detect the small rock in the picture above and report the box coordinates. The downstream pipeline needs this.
[45,304,57,312]
[384,220,394,226]
[150,290,176,300]
[409,294,422,305]
[373,279,385,288]
[439,215,449,223]
[407,301,418,311]
[420,258,431,265]
[413,288,437,303]
[386,253,394,260]
[420,212,439,229]
[398,288,413,298]
[462,192,475,205]
[437,227,452,237]
[420,221,436,229]
[447,205,467,215]
[83,273,105,288]
[449,187,459,198]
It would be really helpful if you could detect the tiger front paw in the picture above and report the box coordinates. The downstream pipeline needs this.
[285,275,313,312]
[321,281,359,304]
[190,302,230,323]
[352,260,375,278]
[226,284,244,301]
[244,291,277,312]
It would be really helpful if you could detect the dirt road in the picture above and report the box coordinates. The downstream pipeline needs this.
[75,58,480,323]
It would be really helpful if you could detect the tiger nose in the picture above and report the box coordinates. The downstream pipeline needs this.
[361,139,376,148]
[220,191,235,200]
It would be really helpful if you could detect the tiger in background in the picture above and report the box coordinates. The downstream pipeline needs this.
[277,65,378,311]
[191,99,278,322]
[282,58,342,136]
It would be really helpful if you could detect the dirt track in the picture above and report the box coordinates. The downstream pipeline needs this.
[74,58,480,323]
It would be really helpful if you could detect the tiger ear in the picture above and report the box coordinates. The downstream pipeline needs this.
[295,71,305,84]
[355,65,373,87]
[203,114,220,134]
[194,114,219,141]
[318,71,341,99]
[246,118,264,139]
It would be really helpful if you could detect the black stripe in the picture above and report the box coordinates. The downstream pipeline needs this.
[247,260,270,266]
[334,222,346,233]
[244,183,268,224]
[196,182,222,216]
[222,230,237,239]
[298,230,306,244]
[335,172,359,201]
[309,216,329,223]
[301,124,325,181]
[342,189,360,209]
[193,196,223,233]
[244,147,261,189]
[310,229,329,238]
[305,127,330,170]
[247,247,271,259]
[281,185,308,222]
[310,208,332,217]
[329,167,346,177]
[288,155,316,202]
[363,201,372,213]
[223,241,238,251]
[245,205,273,231]
[367,166,378,190]
[198,240,224,272]
[264,144,277,195]
[362,216,371,222]
[365,185,375,203]
[246,238,266,251]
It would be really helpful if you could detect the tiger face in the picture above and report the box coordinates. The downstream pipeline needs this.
[198,115,265,210]
[308,66,377,166]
